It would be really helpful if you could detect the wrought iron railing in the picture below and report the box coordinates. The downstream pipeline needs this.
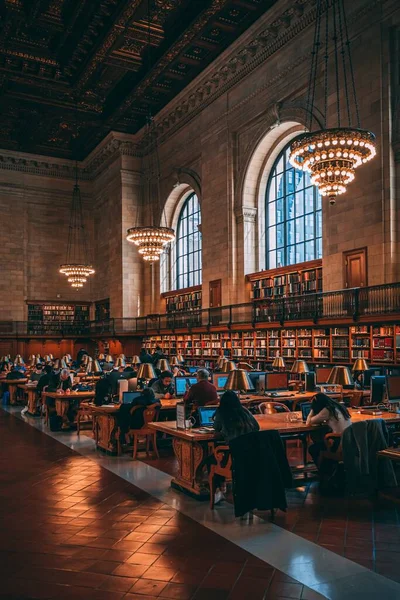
[1,282,399,337]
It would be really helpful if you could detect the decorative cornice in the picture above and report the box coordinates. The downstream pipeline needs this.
[0,132,140,181]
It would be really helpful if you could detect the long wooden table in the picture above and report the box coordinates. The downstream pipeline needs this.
[148,410,400,499]
[42,391,95,422]
[18,383,39,414]
[3,379,28,404]
[90,398,180,453]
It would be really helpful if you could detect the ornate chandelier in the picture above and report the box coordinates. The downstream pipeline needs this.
[60,161,95,288]
[289,0,376,204]
[126,2,175,262]
[126,226,175,262]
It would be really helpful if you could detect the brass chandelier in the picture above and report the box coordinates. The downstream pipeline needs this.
[289,0,376,204]
[60,160,94,288]
[126,0,175,262]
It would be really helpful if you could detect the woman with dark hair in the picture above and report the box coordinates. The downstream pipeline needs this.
[213,391,259,442]
[209,391,259,504]
[307,393,352,465]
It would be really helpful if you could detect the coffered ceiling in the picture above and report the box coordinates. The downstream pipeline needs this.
[0,0,276,159]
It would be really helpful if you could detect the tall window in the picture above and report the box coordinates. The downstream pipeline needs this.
[266,143,322,269]
[176,193,202,289]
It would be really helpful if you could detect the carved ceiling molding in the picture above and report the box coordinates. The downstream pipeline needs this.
[152,0,380,144]
[0,133,140,180]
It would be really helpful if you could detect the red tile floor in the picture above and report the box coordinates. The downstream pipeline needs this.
[0,409,324,600]
[139,442,400,585]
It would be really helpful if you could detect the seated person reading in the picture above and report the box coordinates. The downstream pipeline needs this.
[30,364,44,383]
[46,368,74,426]
[306,393,352,466]
[183,368,218,409]
[150,370,174,400]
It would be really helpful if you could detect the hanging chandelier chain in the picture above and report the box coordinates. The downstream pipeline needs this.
[340,0,360,129]
[337,0,351,126]
[306,0,322,131]
[332,0,341,128]
[323,3,329,129]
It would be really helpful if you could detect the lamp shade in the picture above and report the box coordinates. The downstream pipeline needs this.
[92,360,102,374]
[352,358,369,372]
[98,353,105,360]
[36,354,41,359]
[217,356,227,368]
[14,355,24,366]
[177,354,184,363]
[132,355,141,365]
[62,355,70,364]
[44,354,52,363]
[327,366,354,386]
[82,354,90,365]
[291,360,309,374]
[85,359,93,374]
[105,354,113,363]
[157,359,170,372]
[221,360,237,373]
[118,354,126,360]
[48,354,53,360]
[137,363,156,380]
[115,357,126,368]
[53,359,60,370]
[170,356,180,366]
[224,369,253,392]
[272,356,286,369]
[237,362,253,371]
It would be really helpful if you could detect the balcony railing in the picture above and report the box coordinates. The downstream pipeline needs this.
[0,282,399,338]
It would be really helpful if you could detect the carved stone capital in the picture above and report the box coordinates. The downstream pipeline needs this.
[235,206,257,225]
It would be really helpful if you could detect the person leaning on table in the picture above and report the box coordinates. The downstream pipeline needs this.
[306,392,352,467]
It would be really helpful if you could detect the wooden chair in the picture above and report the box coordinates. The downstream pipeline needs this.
[209,445,232,509]
[128,404,160,460]
[259,401,290,414]
[319,433,343,464]
[259,402,309,466]
[77,402,94,435]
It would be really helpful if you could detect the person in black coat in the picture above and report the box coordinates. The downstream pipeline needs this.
[139,348,153,364]
[117,388,160,446]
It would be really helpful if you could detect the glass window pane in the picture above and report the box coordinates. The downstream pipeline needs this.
[175,193,202,289]
[286,219,295,246]
[296,244,305,263]
[295,217,305,243]
[305,213,314,240]
[287,194,295,219]
[268,226,277,250]
[268,202,276,227]
[295,191,304,217]
[265,143,322,269]
[305,240,314,262]
[304,187,314,214]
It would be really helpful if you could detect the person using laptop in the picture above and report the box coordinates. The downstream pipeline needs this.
[117,388,160,448]
[150,370,175,399]
[183,368,218,410]
[208,390,259,504]
[306,393,352,466]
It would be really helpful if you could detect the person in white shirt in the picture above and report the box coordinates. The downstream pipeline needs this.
[306,393,352,466]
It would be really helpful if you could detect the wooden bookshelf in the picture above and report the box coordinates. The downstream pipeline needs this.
[163,286,202,314]
[142,322,400,368]
[248,259,322,302]
[27,302,90,335]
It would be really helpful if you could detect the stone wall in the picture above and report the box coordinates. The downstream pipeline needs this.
[0,0,399,321]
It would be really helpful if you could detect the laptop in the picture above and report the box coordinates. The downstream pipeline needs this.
[198,406,217,427]
[188,367,198,374]
[301,402,312,422]
[122,391,142,405]
[175,376,198,397]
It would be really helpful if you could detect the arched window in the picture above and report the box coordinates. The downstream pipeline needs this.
[175,193,202,289]
[266,143,322,269]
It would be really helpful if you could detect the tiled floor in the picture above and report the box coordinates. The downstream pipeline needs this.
[139,441,400,583]
[0,409,326,600]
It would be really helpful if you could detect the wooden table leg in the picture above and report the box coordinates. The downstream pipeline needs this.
[94,413,119,454]
[27,390,37,415]
[9,384,17,405]
[171,438,209,499]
